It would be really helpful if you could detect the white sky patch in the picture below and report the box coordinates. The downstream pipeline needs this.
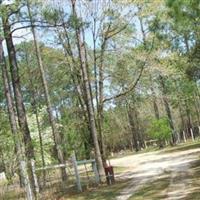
[1,0,14,5]
[40,0,66,9]
[3,26,32,55]
[12,27,32,44]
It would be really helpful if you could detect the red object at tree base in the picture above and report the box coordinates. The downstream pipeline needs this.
[104,166,115,185]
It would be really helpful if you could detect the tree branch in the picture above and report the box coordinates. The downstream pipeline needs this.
[10,23,67,34]
[103,63,145,103]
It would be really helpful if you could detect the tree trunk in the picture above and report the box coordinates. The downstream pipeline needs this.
[0,38,23,184]
[97,38,107,165]
[2,15,34,161]
[71,0,104,180]
[178,100,186,132]
[184,99,192,137]
[0,37,34,199]
[24,47,46,186]
[127,109,140,152]
[193,93,200,125]
[2,15,37,197]
[26,0,67,181]
[58,25,94,158]
[126,101,141,152]
[175,80,186,142]
[159,75,176,144]
[149,74,160,119]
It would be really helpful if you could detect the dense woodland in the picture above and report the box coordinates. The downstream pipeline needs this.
[0,0,199,199]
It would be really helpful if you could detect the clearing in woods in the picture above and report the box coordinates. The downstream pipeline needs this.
[66,142,200,200]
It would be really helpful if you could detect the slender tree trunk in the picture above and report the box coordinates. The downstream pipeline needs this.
[127,104,140,152]
[184,33,190,53]
[184,99,192,137]
[193,93,200,125]
[26,0,67,181]
[92,20,99,111]
[0,38,23,184]
[134,106,145,149]
[159,75,176,144]
[34,107,46,185]
[58,27,94,158]
[71,0,104,180]
[97,38,107,165]
[174,80,186,142]
[24,48,46,186]
[2,15,37,197]
[0,38,34,199]
[2,15,34,161]
[149,74,160,119]
[178,100,186,131]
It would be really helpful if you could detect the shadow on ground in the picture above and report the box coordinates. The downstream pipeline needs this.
[62,180,131,200]
[129,159,200,200]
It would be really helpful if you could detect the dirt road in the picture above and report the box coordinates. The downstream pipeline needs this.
[110,145,200,200]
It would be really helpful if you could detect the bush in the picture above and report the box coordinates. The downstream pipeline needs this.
[148,117,171,142]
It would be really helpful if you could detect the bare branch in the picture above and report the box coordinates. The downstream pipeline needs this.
[10,23,67,34]
[103,63,145,103]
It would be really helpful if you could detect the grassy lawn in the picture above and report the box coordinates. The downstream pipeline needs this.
[37,166,131,200]
[61,166,131,200]
[62,179,131,200]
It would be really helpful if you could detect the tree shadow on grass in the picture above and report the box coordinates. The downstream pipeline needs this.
[58,180,131,200]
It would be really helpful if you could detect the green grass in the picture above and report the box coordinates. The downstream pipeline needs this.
[0,187,25,200]
[62,180,131,200]
[37,165,131,200]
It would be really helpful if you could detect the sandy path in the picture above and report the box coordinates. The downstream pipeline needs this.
[110,147,200,200]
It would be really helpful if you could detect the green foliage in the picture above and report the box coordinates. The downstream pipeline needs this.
[148,118,171,141]
[68,14,85,29]
[42,8,61,24]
